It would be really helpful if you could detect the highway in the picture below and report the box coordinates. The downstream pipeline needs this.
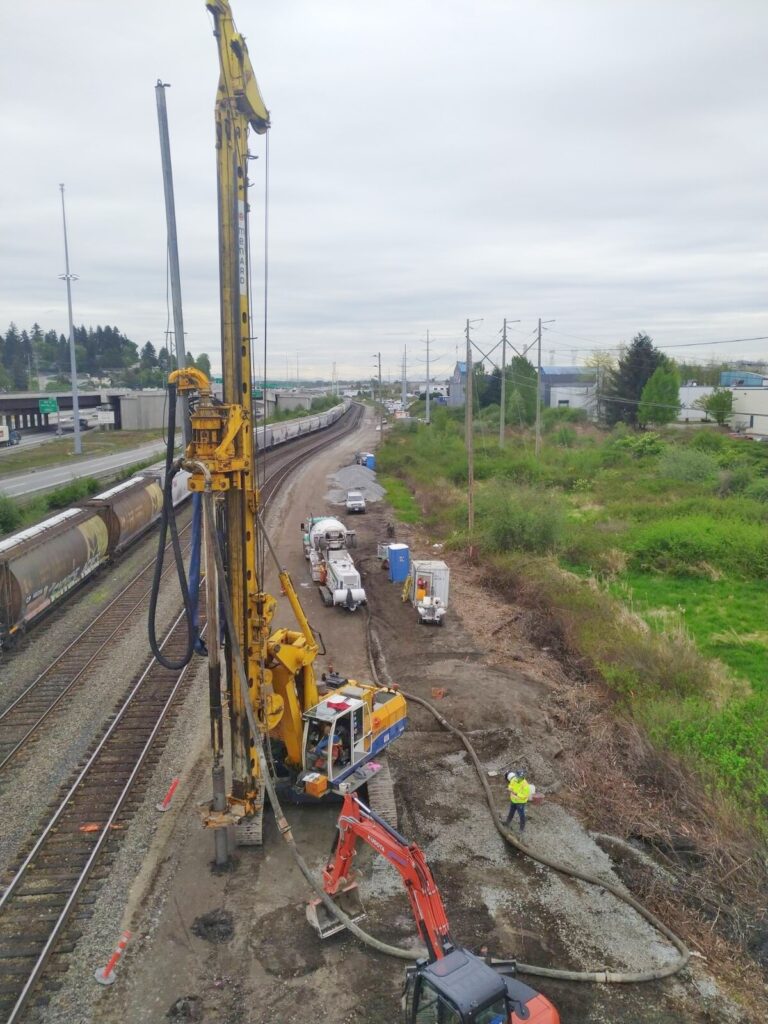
[0,439,179,499]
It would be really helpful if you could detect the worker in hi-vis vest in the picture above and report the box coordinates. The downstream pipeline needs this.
[505,771,531,832]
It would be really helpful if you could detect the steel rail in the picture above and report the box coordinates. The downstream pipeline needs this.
[0,403,362,773]
[0,529,194,773]
[0,401,365,1020]
[2,609,200,1024]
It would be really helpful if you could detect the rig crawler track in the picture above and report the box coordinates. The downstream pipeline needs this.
[0,403,364,1021]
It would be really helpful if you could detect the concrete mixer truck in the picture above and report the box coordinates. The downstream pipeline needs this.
[301,516,367,611]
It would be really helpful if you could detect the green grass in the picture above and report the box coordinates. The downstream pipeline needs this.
[379,474,421,524]
[616,573,768,691]
[378,417,768,830]
[0,429,169,478]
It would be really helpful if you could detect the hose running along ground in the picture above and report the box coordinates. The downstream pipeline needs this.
[206,479,689,983]
[204,490,418,961]
[363,607,690,984]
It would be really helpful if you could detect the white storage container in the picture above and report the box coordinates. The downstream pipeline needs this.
[409,560,450,609]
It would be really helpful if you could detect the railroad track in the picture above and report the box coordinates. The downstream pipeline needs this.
[0,401,363,780]
[0,401,365,1021]
[0,519,193,775]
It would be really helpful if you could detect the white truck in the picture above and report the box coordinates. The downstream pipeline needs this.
[301,516,366,611]
[345,489,366,514]
[406,559,450,626]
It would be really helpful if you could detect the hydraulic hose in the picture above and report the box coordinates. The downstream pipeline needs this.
[148,383,197,671]
[203,490,421,961]
[363,609,690,983]
[203,485,690,983]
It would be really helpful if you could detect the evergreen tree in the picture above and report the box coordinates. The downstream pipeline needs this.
[638,364,681,426]
[56,334,70,374]
[140,341,158,369]
[602,333,665,426]
[195,352,212,377]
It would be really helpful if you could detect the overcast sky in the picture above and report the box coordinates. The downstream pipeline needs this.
[1,1,766,381]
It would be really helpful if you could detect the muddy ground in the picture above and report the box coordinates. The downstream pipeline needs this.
[34,407,757,1024]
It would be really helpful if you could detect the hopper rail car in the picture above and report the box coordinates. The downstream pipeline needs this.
[0,402,363,1021]
[0,401,352,652]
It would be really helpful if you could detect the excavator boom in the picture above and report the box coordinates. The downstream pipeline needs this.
[309,794,560,1024]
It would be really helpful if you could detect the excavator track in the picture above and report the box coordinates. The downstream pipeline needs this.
[365,754,398,827]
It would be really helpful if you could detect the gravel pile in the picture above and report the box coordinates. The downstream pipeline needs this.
[325,465,384,504]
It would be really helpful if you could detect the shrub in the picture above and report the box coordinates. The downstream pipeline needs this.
[554,426,577,448]
[715,466,754,496]
[45,478,101,511]
[0,495,21,535]
[476,483,564,555]
[657,446,719,482]
[610,432,666,457]
[543,407,588,430]
[744,477,768,502]
[689,430,726,452]
[629,516,768,578]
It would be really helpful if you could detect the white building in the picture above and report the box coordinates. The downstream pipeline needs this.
[678,385,714,423]
[731,387,768,437]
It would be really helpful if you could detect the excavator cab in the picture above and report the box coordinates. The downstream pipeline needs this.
[404,949,558,1024]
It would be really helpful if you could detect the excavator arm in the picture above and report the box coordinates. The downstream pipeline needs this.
[310,794,561,1024]
[320,793,453,962]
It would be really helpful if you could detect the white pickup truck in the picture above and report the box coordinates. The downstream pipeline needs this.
[345,489,366,514]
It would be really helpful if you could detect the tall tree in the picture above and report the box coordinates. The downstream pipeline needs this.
[195,352,212,378]
[694,387,733,426]
[637,364,681,426]
[140,341,158,369]
[603,333,665,426]
[505,355,538,425]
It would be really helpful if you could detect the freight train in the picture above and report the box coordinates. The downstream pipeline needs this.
[0,401,351,650]
[254,401,348,449]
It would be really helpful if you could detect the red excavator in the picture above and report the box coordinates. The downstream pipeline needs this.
[307,794,560,1024]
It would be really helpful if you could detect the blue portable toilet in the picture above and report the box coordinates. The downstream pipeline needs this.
[388,543,410,583]
[364,453,376,470]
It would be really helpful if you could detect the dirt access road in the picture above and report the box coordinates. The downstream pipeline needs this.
[40,407,749,1024]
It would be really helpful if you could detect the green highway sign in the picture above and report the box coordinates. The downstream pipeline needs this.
[38,398,59,414]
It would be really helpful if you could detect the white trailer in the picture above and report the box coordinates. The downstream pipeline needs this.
[301,515,365,610]
[321,550,366,610]
[407,559,450,626]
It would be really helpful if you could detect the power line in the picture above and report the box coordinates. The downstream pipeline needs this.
[542,327,768,353]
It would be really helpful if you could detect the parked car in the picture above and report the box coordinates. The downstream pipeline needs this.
[345,489,366,514]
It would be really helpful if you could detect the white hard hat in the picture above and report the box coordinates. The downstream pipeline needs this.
[505,771,518,782]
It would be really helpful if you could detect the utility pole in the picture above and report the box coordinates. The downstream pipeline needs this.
[465,319,474,537]
[425,329,431,426]
[58,184,82,456]
[375,352,383,436]
[535,318,556,458]
[535,318,542,458]
[401,346,407,409]
[155,81,190,447]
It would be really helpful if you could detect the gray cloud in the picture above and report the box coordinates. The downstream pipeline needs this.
[1,0,766,379]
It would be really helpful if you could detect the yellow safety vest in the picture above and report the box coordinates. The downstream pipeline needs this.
[507,778,530,804]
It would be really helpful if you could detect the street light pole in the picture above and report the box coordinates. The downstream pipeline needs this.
[58,184,82,456]
[155,80,190,447]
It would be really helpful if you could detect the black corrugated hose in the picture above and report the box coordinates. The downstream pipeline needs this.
[147,383,197,671]
[363,608,691,984]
